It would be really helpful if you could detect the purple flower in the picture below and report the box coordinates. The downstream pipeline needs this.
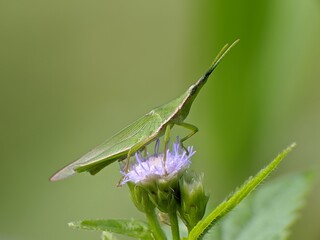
[120,139,195,185]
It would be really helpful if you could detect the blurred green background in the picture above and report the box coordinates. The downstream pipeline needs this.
[1,1,319,239]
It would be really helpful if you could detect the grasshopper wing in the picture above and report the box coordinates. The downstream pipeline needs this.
[50,111,163,181]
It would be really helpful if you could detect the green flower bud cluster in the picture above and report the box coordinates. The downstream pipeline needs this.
[127,166,209,234]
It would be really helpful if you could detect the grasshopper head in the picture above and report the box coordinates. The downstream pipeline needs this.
[188,79,205,99]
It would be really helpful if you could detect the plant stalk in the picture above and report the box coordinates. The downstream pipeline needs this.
[168,207,180,240]
[145,209,167,240]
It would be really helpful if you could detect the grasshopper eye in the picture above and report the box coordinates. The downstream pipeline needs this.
[190,85,198,95]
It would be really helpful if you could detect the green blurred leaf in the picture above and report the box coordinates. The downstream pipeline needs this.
[207,173,312,240]
[69,219,153,239]
[188,143,296,240]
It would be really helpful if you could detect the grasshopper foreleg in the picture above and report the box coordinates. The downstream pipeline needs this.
[176,122,199,154]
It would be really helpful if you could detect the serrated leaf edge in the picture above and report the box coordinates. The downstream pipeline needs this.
[188,143,296,240]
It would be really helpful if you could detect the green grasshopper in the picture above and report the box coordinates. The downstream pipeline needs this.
[50,40,239,181]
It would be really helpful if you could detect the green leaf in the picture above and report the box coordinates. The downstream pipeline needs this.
[207,173,312,240]
[188,143,296,240]
[69,219,153,239]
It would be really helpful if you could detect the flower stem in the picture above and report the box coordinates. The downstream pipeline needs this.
[168,207,180,240]
[145,209,167,240]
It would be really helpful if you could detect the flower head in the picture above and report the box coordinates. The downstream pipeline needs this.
[121,138,195,213]
[120,138,195,185]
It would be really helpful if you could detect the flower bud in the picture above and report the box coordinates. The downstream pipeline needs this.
[178,170,209,231]
[127,182,155,213]
[146,177,180,213]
